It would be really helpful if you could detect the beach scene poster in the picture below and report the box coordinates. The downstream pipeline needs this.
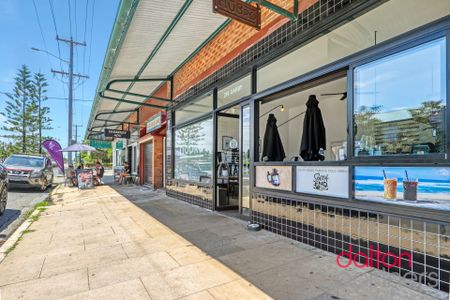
[354,167,450,206]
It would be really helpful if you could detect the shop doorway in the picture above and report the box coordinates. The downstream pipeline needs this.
[215,105,241,210]
[143,141,153,186]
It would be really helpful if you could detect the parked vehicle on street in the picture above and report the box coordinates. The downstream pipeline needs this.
[4,154,53,191]
[0,163,8,215]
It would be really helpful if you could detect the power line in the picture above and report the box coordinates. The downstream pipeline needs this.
[87,0,96,75]
[0,92,92,102]
[32,0,52,68]
[67,0,72,37]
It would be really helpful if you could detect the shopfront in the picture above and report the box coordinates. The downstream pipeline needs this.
[165,0,450,292]
[139,111,167,189]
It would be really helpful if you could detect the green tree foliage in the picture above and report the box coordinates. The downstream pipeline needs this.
[31,72,52,153]
[0,66,52,156]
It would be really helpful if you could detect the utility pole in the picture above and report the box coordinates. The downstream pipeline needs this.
[73,124,83,164]
[51,36,89,166]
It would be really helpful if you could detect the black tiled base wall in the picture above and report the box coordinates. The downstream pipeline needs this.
[166,180,213,210]
[251,193,450,292]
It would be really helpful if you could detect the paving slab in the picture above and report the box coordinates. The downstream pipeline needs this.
[0,185,271,300]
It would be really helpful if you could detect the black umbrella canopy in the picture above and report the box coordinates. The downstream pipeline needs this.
[300,95,326,161]
[262,114,286,161]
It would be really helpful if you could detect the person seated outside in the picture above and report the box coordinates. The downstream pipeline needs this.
[117,162,130,185]
[94,161,105,185]
[77,163,85,170]
[67,164,77,186]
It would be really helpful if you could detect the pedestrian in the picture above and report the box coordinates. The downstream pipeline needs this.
[117,162,130,185]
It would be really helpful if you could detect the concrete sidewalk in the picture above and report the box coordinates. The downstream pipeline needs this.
[0,184,447,300]
[0,185,269,300]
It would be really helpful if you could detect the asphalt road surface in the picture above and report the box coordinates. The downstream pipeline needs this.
[0,185,51,244]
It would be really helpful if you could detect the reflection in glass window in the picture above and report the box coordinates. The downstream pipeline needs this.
[174,119,213,182]
[354,38,446,157]
[175,93,213,125]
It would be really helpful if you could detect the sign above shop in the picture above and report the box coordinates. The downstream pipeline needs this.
[146,112,163,134]
[89,140,112,149]
[296,166,349,198]
[213,0,261,30]
[104,129,130,139]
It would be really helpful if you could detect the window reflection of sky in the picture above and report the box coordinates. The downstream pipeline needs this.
[355,38,446,113]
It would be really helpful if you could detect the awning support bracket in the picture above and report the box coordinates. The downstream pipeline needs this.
[99,92,169,110]
[249,0,298,21]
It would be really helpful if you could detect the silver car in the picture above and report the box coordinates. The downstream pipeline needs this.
[4,155,54,191]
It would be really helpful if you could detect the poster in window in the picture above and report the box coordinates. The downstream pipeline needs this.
[354,166,450,209]
[296,166,349,198]
[255,166,292,191]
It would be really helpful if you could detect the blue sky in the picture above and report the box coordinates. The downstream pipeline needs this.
[0,0,119,147]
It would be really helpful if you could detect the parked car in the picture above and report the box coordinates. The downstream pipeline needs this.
[0,163,7,215]
[4,154,53,191]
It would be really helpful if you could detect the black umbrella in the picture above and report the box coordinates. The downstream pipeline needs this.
[300,95,326,161]
[262,114,285,161]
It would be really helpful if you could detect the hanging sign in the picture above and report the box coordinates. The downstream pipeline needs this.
[104,128,130,139]
[213,0,261,30]
[256,166,292,191]
[146,112,162,134]
[296,166,349,198]
[89,140,112,149]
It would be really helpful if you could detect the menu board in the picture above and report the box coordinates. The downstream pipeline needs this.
[296,166,349,198]
[255,166,292,191]
[76,169,94,189]
[354,166,450,205]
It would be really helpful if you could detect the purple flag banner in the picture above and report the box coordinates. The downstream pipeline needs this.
[42,139,65,175]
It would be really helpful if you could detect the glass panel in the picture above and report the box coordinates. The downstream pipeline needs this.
[216,106,240,208]
[259,76,347,161]
[175,93,213,125]
[217,75,252,108]
[241,105,251,212]
[257,0,450,92]
[174,119,213,182]
[354,38,446,157]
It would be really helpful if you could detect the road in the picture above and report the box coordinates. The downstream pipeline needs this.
[0,185,51,245]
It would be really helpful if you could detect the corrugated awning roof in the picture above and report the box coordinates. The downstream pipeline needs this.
[87,0,229,138]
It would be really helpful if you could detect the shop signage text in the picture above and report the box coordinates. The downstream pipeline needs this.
[146,112,162,134]
[213,0,261,30]
[104,129,130,139]
[89,140,112,149]
[296,166,349,198]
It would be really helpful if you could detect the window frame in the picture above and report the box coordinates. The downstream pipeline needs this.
[348,31,449,164]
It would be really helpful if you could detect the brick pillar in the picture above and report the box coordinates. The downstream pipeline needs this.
[152,135,164,189]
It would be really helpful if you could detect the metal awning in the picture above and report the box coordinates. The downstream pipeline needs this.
[86,0,230,137]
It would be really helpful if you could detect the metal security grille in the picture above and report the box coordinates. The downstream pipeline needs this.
[251,193,450,293]
[173,0,383,105]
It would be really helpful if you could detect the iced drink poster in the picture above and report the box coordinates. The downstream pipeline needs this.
[354,167,450,206]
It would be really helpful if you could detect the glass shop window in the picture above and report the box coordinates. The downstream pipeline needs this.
[353,38,446,157]
[217,74,252,108]
[175,93,213,125]
[174,118,213,182]
[259,75,348,162]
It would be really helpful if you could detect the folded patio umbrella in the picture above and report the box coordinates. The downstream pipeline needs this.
[262,114,285,161]
[300,95,326,161]
[60,143,97,152]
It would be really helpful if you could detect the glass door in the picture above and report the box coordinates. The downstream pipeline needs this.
[240,104,251,215]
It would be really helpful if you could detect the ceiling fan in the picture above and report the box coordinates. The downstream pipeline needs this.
[320,92,347,100]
